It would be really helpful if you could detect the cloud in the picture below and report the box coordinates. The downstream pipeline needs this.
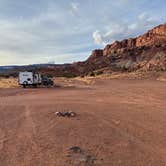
[0,5,93,65]
[92,12,160,45]
[129,12,158,31]
[92,30,105,45]
[70,2,79,15]
[71,2,79,11]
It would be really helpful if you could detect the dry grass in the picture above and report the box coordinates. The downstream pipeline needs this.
[74,71,166,84]
[94,71,166,80]
[73,77,95,85]
[0,78,18,88]
[53,77,95,88]
[84,72,147,80]
[54,72,162,87]
[1,71,165,89]
[157,75,166,82]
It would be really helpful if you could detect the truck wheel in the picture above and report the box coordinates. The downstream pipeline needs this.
[33,84,37,88]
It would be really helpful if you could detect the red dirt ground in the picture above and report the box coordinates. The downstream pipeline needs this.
[0,78,166,166]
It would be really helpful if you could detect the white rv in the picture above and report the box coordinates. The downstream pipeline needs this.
[19,72,42,88]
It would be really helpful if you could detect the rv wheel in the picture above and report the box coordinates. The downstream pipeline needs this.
[23,81,28,88]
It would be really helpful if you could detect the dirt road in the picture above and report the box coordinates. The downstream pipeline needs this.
[0,78,166,166]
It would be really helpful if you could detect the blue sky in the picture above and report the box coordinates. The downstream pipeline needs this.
[0,0,165,65]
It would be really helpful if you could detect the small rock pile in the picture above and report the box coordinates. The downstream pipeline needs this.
[67,146,97,165]
[55,111,76,117]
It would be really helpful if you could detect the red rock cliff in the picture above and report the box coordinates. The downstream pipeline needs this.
[103,23,166,56]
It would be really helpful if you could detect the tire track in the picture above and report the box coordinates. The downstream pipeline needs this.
[0,105,42,165]
[84,109,166,165]
[0,129,6,151]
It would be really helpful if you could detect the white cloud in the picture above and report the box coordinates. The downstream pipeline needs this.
[71,2,79,11]
[92,30,105,45]
[138,12,149,20]
[92,12,159,45]
[70,2,79,15]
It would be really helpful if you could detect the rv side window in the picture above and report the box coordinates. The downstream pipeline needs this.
[27,78,31,81]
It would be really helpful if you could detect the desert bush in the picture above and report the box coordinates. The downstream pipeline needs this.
[155,44,162,48]
[89,72,95,77]
[46,74,53,78]
[95,71,103,76]
[62,72,77,78]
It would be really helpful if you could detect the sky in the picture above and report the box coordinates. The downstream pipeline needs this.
[0,0,165,65]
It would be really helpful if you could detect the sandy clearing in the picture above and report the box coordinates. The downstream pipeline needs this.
[0,79,166,165]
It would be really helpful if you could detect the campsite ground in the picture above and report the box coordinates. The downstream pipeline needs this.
[0,76,166,165]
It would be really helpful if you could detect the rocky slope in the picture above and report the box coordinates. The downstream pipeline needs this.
[103,23,166,55]
[80,23,166,74]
